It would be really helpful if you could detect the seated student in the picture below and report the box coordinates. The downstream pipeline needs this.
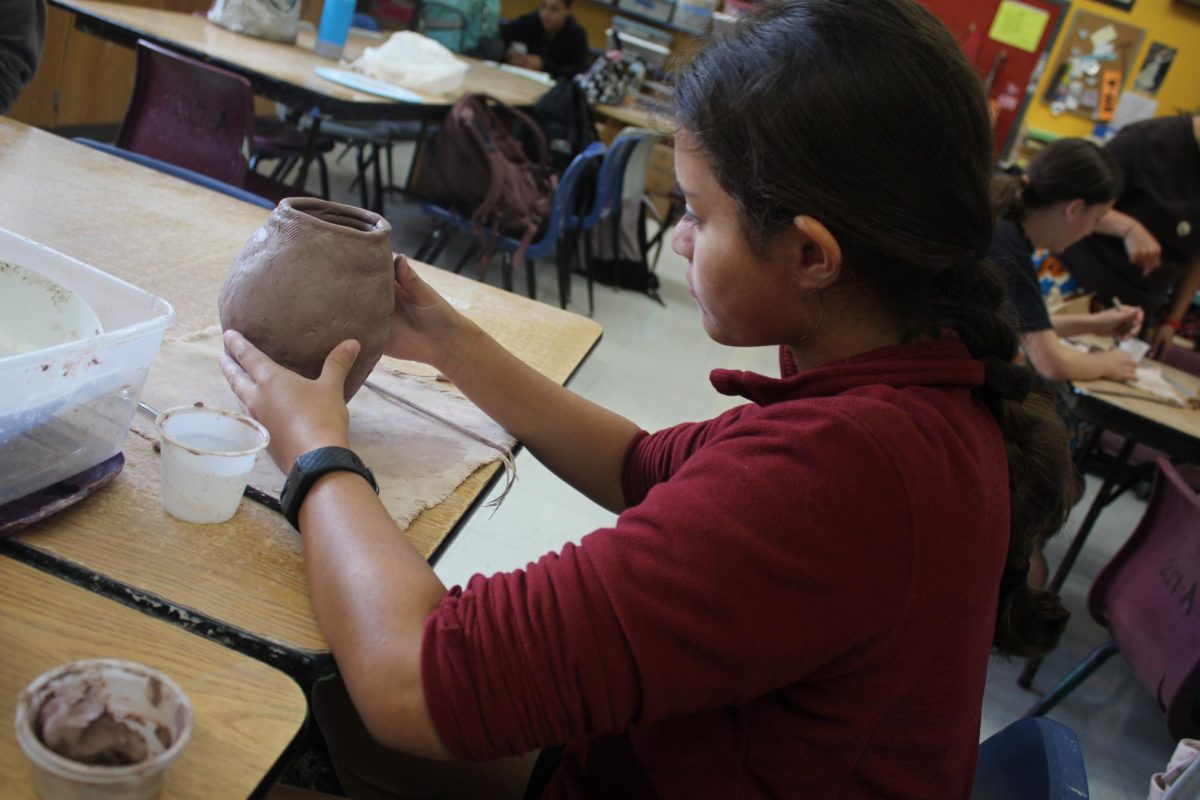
[237,1,1076,797]
[501,0,591,80]
[990,138,1144,383]
[1059,113,1200,359]
[0,0,46,113]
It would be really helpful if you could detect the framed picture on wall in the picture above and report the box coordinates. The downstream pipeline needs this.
[1093,0,1136,10]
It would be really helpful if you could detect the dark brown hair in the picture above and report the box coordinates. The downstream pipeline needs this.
[992,138,1121,222]
[673,0,1073,657]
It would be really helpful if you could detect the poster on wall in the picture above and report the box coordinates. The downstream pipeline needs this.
[1040,8,1144,120]
[1132,42,1177,96]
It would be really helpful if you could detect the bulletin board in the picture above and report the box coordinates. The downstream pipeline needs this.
[919,0,1069,156]
[1039,9,1145,121]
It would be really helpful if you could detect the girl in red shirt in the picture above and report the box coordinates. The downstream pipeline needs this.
[232,1,1077,797]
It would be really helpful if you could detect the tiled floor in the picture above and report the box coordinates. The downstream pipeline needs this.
[324,145,1177,799]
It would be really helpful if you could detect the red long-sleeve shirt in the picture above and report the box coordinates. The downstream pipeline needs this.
[423,340,1009,798]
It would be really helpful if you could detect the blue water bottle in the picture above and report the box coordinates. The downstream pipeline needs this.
[315,0,355,59]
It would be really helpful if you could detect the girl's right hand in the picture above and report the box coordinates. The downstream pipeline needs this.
[1101,349,1139,382]
[384,255,473,371]
[1092,305,1144,338]
[1123,222,1163,276]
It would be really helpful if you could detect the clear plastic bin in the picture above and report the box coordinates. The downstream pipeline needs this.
[0,229,175,507]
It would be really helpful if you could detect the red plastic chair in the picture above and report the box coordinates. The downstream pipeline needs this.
[1026,458,1200,740]
[116,39,303,204]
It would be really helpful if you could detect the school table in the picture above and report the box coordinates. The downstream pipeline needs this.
[0,557,308,799]
[48,0,551,186]
[1017,347,1200,688]
[0,117,602,683]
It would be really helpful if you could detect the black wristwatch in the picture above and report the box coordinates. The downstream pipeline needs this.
[280,446,379,531]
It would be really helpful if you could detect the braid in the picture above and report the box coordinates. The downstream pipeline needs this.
[926,258,1075,658]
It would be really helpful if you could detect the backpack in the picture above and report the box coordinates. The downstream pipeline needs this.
[533,79,599,173]
[424,93,557,270]
[421,0,500,56]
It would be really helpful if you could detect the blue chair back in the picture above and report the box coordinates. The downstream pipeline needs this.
[526,140,607,259]
[351,12,380,31]
[578,134,643,230]
[971,718,1089,800]
[75,138,275,209]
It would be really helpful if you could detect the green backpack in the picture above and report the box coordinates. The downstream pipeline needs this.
[421,0,501,55]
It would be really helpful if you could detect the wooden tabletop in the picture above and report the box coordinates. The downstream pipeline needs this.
[593,102,673,134]
[50,0,550,115]
[0,117,601,669]
[1,557,307,799]
[1070,337,1200,452]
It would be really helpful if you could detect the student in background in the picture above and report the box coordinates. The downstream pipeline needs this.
[991,138,1144,383]
[501,0,591,79]
[1060,113,1200,359]
[241,1,1076,797]
[0,0,46,113]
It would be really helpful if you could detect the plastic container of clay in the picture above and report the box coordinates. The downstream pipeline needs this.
[0,228,175,507]
[14,658,194,800]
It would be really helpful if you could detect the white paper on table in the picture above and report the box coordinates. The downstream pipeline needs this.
[1132,366,1187,406]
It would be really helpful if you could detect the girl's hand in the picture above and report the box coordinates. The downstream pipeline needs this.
[385,255,475,373]
[1092,305,1144,338]
[1100,349,1139,383]
[1123,223,1163,276]
[220,330,358,474]
[1149,324,1176,361]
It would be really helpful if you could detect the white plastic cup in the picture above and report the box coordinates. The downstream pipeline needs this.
[14,658,194,800]
[154,405,269,524]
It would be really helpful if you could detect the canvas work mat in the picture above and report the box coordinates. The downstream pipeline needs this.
[133,327,515,531]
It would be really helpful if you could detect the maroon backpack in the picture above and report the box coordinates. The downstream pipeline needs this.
[424,93,557,270]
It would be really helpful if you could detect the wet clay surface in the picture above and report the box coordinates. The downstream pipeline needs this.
[218,198,394,401]
[35,678,166,766]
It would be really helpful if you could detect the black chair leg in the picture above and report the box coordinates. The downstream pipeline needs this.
[525,257,537,300]
[315,154,330,200]
[582,229,595,316]
[371,143,385,212]
[501,253,513,292]
[426,228,452,264]
[413,223,443,262]
[1023,640,1119,717]
[556,238,571,310]
[354,144,370,209]
[453,240,479,274]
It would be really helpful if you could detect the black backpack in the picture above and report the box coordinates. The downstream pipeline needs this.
[533,79,599,173]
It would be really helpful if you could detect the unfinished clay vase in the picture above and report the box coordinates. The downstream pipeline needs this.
[218,198,393,401]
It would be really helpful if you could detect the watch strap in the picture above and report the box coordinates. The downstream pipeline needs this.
[280,446,379,530]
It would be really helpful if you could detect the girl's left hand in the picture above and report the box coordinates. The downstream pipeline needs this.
[220,330,359,474]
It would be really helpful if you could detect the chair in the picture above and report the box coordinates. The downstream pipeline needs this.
[74,139,274,210]
[971,717,1089,800]
[415,141,606,309]
[573,129,664,312]
[117,39,310,205]
[1026,458,1200,741]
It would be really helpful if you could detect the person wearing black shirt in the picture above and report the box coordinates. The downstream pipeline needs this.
[501,0,592,80]
[990,138,1142,384]
[1060,114,1200,358]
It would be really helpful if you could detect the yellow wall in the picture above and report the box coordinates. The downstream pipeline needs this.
[1023,0,1200,137]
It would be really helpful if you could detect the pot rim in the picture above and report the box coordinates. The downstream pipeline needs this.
[277,197,391,238]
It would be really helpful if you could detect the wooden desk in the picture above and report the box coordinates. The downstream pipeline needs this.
[1,558,307,799]
[51,0,550,120]
[0,118,602,681]
[1017,350,1200,687]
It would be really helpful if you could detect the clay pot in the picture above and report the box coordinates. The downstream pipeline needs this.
[219,198,394,401]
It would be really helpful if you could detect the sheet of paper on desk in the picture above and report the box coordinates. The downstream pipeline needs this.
[136,327,515,530]
[1133,366,1188,406]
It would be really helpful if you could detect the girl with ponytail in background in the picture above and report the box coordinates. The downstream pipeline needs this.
[234,1,1079,797]
[991,138,1145,383]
